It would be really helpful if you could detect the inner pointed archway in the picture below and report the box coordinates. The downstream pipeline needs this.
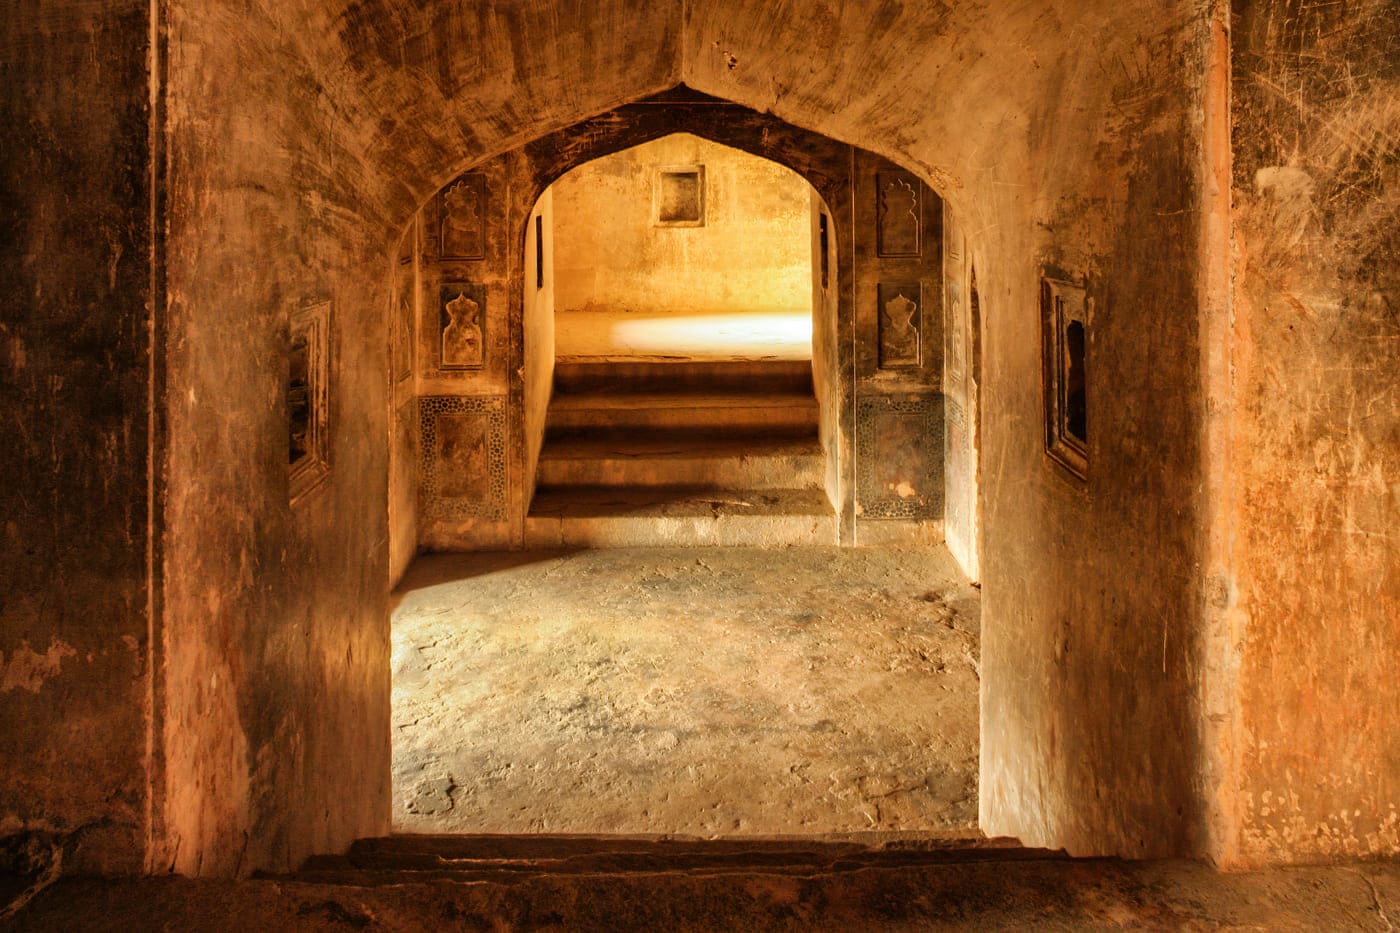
[522,132,836,548]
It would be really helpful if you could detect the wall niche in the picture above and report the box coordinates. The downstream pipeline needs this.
[1040,275,1089,480]
[439,282,486,370]
[288,300,331,503]
[653,164,705,226]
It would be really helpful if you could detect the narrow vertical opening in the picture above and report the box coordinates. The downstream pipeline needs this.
[535,214,545,290]
[1064,318,1086,446]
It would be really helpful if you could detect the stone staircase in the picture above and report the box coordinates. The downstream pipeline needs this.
[526,360,836,547]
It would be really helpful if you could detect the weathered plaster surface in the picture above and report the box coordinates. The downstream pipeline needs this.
[158,2,402,876]
[0,0,153,874]
[0,640,78,694]
[552,134,813,318]
[1230,0,1400,864]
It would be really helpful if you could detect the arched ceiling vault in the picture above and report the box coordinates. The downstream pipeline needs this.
[225,0,1192,232]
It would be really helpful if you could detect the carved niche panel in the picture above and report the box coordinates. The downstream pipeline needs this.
[876,171,922,258]
[288,300,332,503]
[438,282,486,370]
[1041,275,1089,480]
[419,396,508,522]
[877,282,922,369]
[856,394,944,520]
[438,173,487,260]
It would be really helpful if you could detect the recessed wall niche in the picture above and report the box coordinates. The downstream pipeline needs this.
[877,282,923,369]
[439,282,486,370]
[653,164,705,226]
[288,300,331,502]
[876,171,922,258]
[439,173,487,260]
[856,394,944,519]
[418,395,508,522]
[1040,275,1089,480]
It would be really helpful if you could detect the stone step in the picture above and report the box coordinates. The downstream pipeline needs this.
[525,485,837,548]
[554,359,813,395]
[536,431,824,489]
[290,834,1053,886]
[546,390,820,432]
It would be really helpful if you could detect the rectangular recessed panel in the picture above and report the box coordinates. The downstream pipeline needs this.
[1040,276,1089,480]
[654,165,705,226]
[419,396,508,521]
[288,300,331,503]
[856,394,943,520]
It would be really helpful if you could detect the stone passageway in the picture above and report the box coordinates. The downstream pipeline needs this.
[391,547,980,836]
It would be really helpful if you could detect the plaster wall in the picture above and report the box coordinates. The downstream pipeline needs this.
[388,223,420,587]
[157,1,403,875]
[1229,0,1400,864]
[0,0,154,874]
[524,189,557,505]
[971,9,1217,859]
[810,194,843,512]
[552,134,813,319]
[942,206,980,580]
[412,154,519,552]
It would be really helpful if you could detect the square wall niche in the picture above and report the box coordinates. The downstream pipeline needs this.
[654,165,705,227]
[1040,276,1089,481]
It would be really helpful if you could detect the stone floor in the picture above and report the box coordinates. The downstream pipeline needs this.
[391,547,981,836]
[555,307,813,360]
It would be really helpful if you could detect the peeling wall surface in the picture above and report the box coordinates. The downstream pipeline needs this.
[6,0,1398,879]
[0,0,153,874]
[158,2,398,876]
[552,134,813,318]
[961,4,1216,859]
[1230,0,1400,864]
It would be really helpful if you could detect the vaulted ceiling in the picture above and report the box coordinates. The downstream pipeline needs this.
[171,0,1199,227]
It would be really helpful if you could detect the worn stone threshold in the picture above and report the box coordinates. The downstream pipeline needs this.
[281,833,1056,886]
